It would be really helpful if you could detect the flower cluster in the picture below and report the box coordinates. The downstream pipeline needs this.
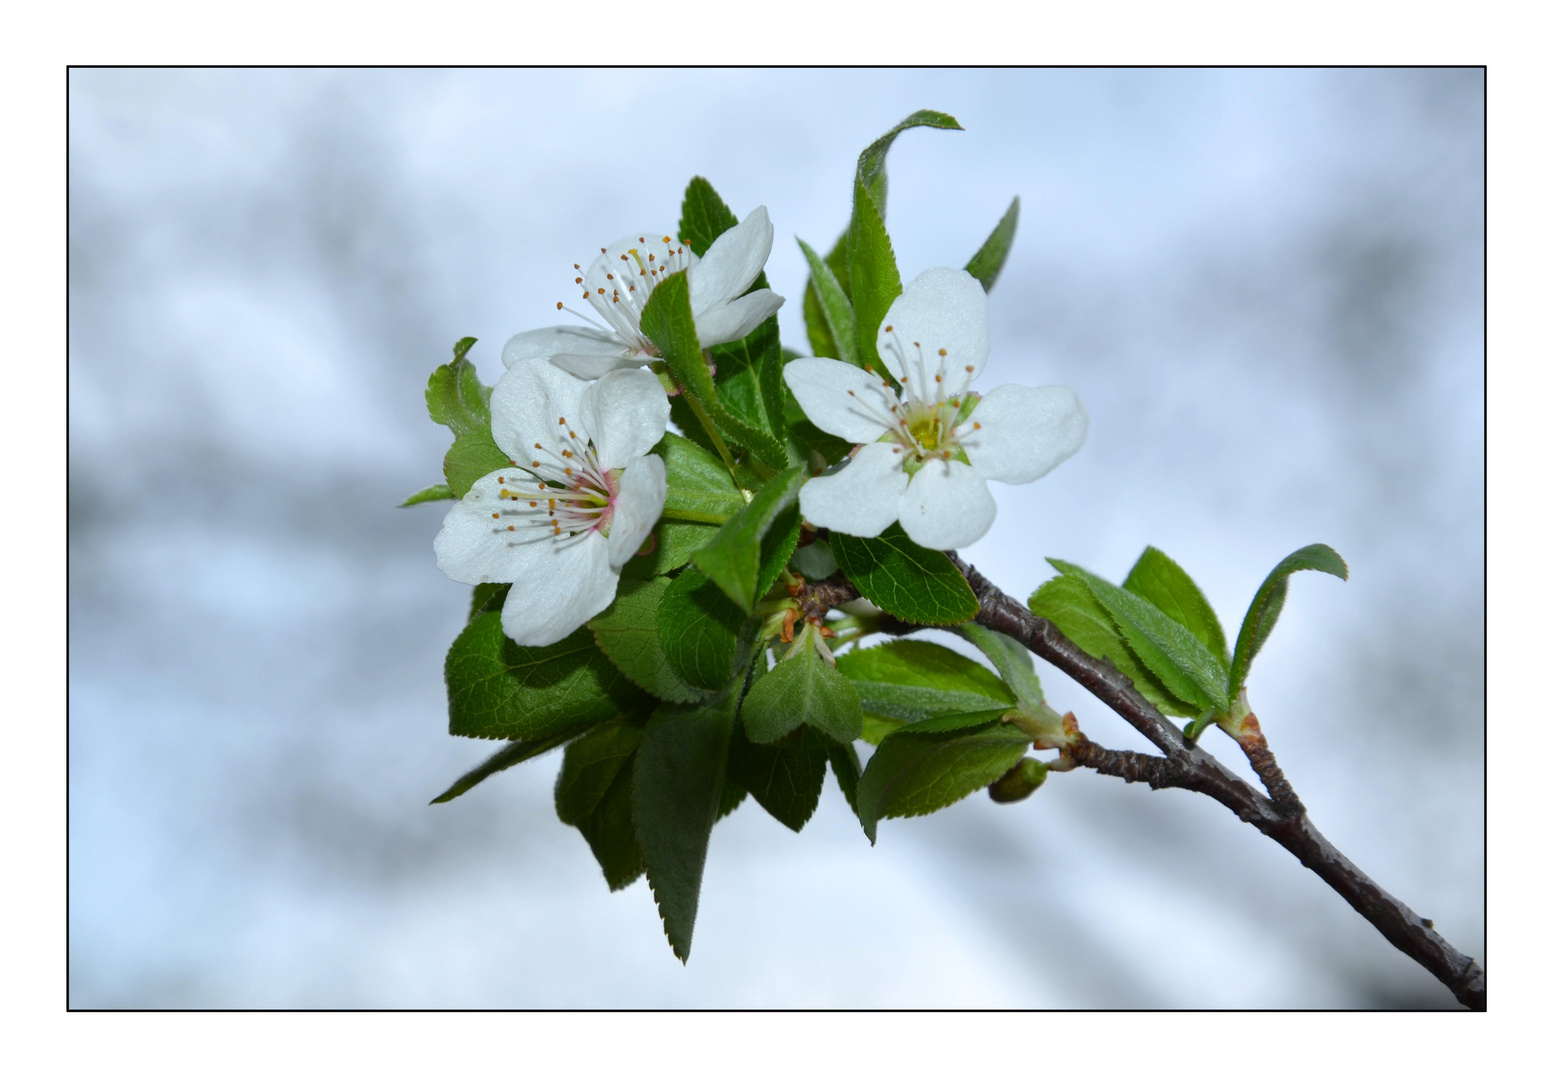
[434,213,1085,646]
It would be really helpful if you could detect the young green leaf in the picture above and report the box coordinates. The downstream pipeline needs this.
[679,176,739,257]
[952,623,1044,710]
[468,582,510,623]
[425,338,510,498]
[1028,575,1199,717]
[399,483,454,507]
[634,697,739,961]
[797,237,859,367]
[445,614,644,741]
[692,467,806,613]
[836,639,1015,724]
[1229,543,1349,696]
[589,577,710,704]
[639,270,787,471]
[963,196,1020,292]
[1122,546,1229,667]
[855,109,964,213]
[620,520,721,580]
[741,626,864,745]
[555,720,645,891]
[801,238,850,360]
[829,524,979,626]
[823,735,862,817]
[711,314,785,443]
[726,724,829,833]
[847,181,903,373]
[430,729,576,805]
[1048,560,1232,715]
[658,565,750,691]
[856,714,1030,843]
[658,432,746,524]
[755,505,803,602]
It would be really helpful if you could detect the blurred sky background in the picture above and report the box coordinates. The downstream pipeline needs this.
[68,68,1484,1008]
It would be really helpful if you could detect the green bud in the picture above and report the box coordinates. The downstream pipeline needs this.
[988,757,1048,803]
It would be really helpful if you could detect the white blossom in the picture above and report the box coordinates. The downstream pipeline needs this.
[501,207,785,380]
[784,267,1087,550]
[434,360,670,646]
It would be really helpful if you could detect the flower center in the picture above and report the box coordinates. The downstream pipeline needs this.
[484,414,622,548]
[840,331,983,471]
[555,234,697,354]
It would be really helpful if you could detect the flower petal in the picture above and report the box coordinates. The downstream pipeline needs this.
[959,384,1088,484]
[548,351,647,380]
[489,357,589,462]
[687,205,774,312]
[898,458,997,550]
[580,368,671,473]
[499,533,620,647]
[607,454,666,568]
[876,267,990,399]
[692,288,785,348]
[501,325,629,370]
[433,469,533,585]
[783,357,895,444]
[797,441,910,538]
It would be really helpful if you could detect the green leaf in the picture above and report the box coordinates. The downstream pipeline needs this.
[824,734,862,817]
[987,757,1048,804]
[677,176,770,291]
[829,524,979,625]
[855,109,964,212]
[634,696,738,961]
[678,176,740,257]
[1122,546,1229,668]
[445,614,645,740]
[836,639,1015,724]
[1049,560,1232,714]
[657,432,745,524]
[620,520,721,580]
[755,505,803,602]
[399,483,455,507]
[856,714,1029,843]
[1028,574,1198,717]
[1229,543,1349,696]
[951,623,1044,711]
[658,565,750,691]
[554,719,645,891]
[429,730,575,805]
[589,577,710,704]
[711,315,785,443]
[801,237,850,360]
[847,181,903,373]
[425,339,510,498]
[468,582,510,623]
[963,196,1020,292]
[639,270,788,471]
[718,777,747,820]
[797,237,859,367]
[692,467,806,612]
[726,724,828,833]
[740,626,864,744]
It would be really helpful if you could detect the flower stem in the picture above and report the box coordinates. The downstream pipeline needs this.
[679,382,740,481]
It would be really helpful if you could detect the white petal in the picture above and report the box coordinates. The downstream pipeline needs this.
[501,325,628,370]
[489,357,589,462]
[687,205,774,312]
[898,458,997,550]
[607,454,666,568]
[783,357,897,444]
[876,267,990,399]
[499,534,620,647]
[960,384,1088,484]
[693,288,785,347]
[433,469,532,585]
[798,442,910,538]
[580,368,671,472]
[547,352,647,379]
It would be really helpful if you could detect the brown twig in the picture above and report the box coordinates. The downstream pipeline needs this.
[858,554,1485,1009]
